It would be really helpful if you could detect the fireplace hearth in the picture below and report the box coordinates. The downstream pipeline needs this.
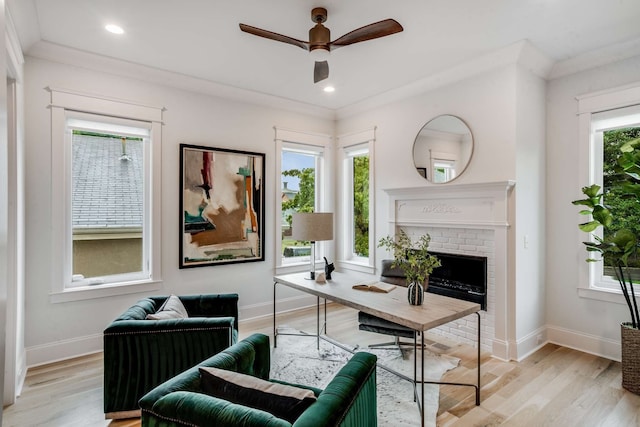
[427,251,487,310]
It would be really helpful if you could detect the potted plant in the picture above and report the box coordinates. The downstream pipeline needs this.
[573,137,640,395]
[378,229,441,305]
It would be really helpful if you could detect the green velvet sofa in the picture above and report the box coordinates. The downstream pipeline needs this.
[103,293,239,419]
[139,333,378,427]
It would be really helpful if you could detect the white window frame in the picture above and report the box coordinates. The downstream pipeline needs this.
[274,127,332,274]
[49,88,163,302]
[577,83,640,304]
[337,129,375,274]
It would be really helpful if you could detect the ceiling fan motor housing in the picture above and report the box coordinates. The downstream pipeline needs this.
[309,7,330,53]
[309,24,330,52]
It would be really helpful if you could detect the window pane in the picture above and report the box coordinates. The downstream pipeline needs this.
[71,131,144,281]
[281,150,316,263]
[602,125,640,280]
[433,160,456,183]
[353,154,369,257]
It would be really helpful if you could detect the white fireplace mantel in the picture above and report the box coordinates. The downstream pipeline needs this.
[383,181,515,230]
[383,180,516,360]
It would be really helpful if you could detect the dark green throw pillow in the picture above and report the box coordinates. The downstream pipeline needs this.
[199,367,316,423]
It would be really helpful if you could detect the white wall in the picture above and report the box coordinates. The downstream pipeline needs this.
[23,57,334,366]
[23,48,637,368]
[4,17,26,403]
[546,55,640,360]
[513,64,547,358]
[337,62,549,360]
[0,0,7,416]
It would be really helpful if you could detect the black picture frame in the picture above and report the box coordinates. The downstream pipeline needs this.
[179,143,265,268]
[417,167,427,179]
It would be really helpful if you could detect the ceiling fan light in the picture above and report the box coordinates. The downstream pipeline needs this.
[310,47,330,62]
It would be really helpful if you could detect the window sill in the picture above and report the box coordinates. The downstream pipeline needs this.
[577,286,637,305]
[50,279,162,303]
[275,263,309,276]
[337,260,375,275]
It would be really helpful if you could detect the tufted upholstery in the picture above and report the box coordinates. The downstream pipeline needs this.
[139,333,378,427]
[103,293,239,419]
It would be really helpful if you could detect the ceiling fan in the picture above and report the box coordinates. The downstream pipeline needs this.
[239,7,403,84]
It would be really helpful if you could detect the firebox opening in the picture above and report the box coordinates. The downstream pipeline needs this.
[428,251,488,310]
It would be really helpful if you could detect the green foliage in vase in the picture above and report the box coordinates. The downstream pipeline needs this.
[378,229,441,285]
[573,132,640,329]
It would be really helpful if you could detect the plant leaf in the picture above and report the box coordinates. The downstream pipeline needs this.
[579,221,600,232]
[582,184,601,198]
[592,205,613,227]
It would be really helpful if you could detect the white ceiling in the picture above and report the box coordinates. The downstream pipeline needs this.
[8,0,640,111]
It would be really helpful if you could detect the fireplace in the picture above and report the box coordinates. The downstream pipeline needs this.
[428,251,487,310]
[383,181,514,358]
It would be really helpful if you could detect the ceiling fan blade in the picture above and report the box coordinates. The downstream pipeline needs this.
[314,61,329,83]
[239,23,310,50]
[330,19,403,48]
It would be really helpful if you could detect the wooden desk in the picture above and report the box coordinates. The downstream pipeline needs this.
[273,271,482,427]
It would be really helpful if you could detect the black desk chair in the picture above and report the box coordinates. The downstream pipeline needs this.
[357,260,418,348]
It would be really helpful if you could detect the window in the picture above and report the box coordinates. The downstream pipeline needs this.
[345,146,370,259]
[338,130,375,272]
[68,115,148,286]
[274,128,332,272]
[588,106,640,291]
[50,89,163,302]
[280,147,321,264]
[433,159,456,183]
[577,84,640,299]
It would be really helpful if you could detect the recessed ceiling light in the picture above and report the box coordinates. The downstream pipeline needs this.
[323,86,335,93]
[105,24,124,35]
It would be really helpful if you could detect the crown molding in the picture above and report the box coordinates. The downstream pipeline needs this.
[5,6,25,80]
[335,40,553,120]
[26,41,336,121]
[549,36,640,80]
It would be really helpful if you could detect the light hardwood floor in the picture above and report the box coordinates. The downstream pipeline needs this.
[3,303,640,426]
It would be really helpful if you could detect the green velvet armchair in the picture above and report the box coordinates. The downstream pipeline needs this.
[103,293,239,419]
[139,333,378,427]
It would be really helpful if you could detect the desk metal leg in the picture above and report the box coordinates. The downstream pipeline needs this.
[411,312,481,426]
[322,298,327,334]
[476,312,481,405]
[273,281,278,348]
[421,331,425,427]
[316,296,320,350]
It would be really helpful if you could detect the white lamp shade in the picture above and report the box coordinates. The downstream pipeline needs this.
[291,212,333,242]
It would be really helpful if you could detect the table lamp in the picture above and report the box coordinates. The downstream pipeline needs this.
[291,212,333,280]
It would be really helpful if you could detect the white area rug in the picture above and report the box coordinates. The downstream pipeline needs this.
[271,329,459,427]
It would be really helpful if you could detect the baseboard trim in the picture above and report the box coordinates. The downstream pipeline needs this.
[491,338,509,361]
[514,326,547,362]
[546,325,620,362]
[240,293,318,323]
[16,353,27,397]
[26,295,317,367]
[26,333,103,368]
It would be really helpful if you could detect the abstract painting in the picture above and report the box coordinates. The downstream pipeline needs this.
[180,144,265,268]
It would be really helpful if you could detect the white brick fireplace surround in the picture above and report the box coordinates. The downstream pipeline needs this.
[383,181,515,359]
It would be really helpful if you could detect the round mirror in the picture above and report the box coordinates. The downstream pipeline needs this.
[412,115,473,183]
